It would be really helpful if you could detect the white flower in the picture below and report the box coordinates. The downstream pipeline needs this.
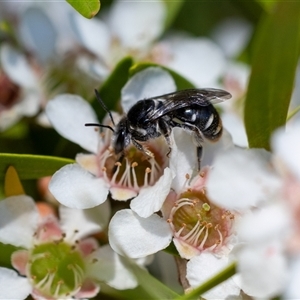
[206,123,300,298]
[108,127,240,298]
[152,35,226,88]
[0,195,137,300]
[69,0,166,80]
[0,44,42,131]
[46,67,174,216]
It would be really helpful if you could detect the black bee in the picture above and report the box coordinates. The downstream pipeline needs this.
[86,88,231,170]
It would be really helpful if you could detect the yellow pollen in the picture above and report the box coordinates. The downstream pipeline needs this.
[131,162,138,168]
[202,203,210,211]
[167,218,172,223]
[182,223,187,227]
[199,171,205,177]
[145,167,151,173]
[102,167,107,172]
[185,173,190,179]
[115,162,122,167]
[206,223,213,228]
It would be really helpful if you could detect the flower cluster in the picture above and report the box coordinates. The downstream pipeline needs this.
[0,195,137,300]
[206,122,300,298]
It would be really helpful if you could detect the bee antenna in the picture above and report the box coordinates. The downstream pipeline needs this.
[94,89,116,127]
[85,123,115,133]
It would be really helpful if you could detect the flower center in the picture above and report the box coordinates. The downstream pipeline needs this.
[0,72,20,111]
[28,242,85,298]
[168,189,234,252]
[99,139,167,191]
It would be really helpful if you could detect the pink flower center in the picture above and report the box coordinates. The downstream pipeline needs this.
[98,138,168,192]
[168,189,234,252]
[0,71,20,111]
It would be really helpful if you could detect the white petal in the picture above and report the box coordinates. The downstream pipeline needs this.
[169,128,197,191]
[70,12,111,59]
[0,267,32,299]
[19,6,57,62]
[206,148,282,211]
[76,153,99,176]
[187,253,240,299]
[237,244,288,298]
[222,112,248,148]
[108,209,172,258]
[45,94,100,153]
[130,167,173,218]
[87,244,137,289]
[201,128,234,167]
[121,67,176,113]
[165,37,226,87]
[238,203,292,244]
[0,44,37,88]
[0,196,38,248]
[109,0,166,49]
[49,164,109,209]
[212,18,252,58]
[272,124,300,180]
[284,255,300,299]
[59,201,111,242]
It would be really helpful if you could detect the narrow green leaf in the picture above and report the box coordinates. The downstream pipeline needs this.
[244,2,300,149]
[92,57,134,119]
[255,0,276,11]
[130,260,180,299]
[175,262,236,300]
[66,0,100,19]
[163,0,184,29]
[0,242,19,268]
[228,0,265,23]
[0,154,74,181]
[288,105,300,122]
[100,258,180,299]
[130,62,195,90]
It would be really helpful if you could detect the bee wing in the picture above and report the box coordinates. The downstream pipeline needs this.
[147,88,231,121]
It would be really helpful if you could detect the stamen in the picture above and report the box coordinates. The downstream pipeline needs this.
[144,167,151,187]
[111,162,121,184]
[131,162,139,189]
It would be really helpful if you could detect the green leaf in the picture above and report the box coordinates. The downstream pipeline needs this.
[255,0,276,11]
[100,258,181,299]
[163,0,184,29]
[92,57,134,120]
[130,62,195,90]
[175,262,236,300]
[130,260,180,299]
[0,242,19,268]
[66,0,100,19]
[0,154,74,181]
[228,0,266,22]
[244,2,300,149]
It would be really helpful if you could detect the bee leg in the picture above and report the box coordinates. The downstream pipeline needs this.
[158,119,172,157]
[196,146,203,171]
[132,139,154,158]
